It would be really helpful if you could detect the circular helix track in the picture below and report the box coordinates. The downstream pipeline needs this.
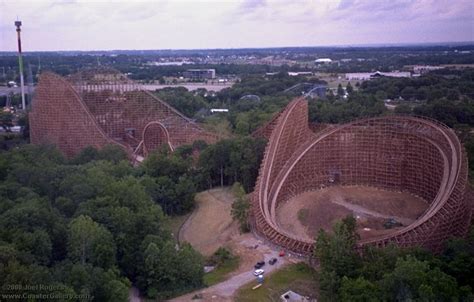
[252,99,472,256]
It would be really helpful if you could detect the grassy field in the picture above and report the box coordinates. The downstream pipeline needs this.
[203,256,240,286]
[234,263,318,302]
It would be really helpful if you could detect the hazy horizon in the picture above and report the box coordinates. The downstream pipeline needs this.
[2,40,474,54]
[1,0,473,52]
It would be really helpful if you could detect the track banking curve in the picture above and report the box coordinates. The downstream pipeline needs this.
[252,98,472,256]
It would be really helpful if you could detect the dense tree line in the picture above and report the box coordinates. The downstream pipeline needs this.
[220,73,304,135]
[0,144,207,300]
[360,70,474,104]
[213,73,324,136]
[215,73,316,102]
[412,99,474,128]
[358,70,474,129]
[315,216,474,301]
[154,73,313,135]
[198,137,266,192]
[0,133,267,300]
[140,147,198,216]
[153,87,209,118]
[230,183,251,233]
[308,91,387,124]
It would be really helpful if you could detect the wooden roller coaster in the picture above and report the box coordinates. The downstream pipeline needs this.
[252,98,473,256]
[30,68,218,161]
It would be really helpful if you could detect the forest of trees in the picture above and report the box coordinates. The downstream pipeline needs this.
[307,91,386,124]
[153,72,316,136]
[0,134,265,301]
[315,216,474,301]
[0,144,204,300]
[359,69,474,127]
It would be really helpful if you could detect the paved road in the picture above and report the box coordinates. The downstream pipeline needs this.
[168,237,290,301]
[127,235,290,302]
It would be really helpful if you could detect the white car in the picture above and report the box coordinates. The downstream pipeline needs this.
[253,269,264,276]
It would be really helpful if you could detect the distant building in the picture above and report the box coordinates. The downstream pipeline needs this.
[345,72,373,81]
[375,71,411,78]
[183,69,216,80]
[147,61,192,66]
[412,65,444,75]
[315,58,332,64]
[345,71,411,81]
[288,71,313,76]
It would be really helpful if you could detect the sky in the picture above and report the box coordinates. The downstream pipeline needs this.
[0,0,473,51]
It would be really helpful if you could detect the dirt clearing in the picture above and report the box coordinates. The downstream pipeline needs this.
[173,188,296,301]
[277,186,428,241]
[179,188,239,256]
[178,188,269,273]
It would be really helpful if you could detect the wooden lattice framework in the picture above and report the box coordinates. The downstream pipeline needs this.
[252,98,473,255]
[30,69,218,160]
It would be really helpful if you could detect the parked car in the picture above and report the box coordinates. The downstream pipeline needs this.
[279,250,285,257]
[254,269,264,276]
[254,261,265,269]
[269,258,277,265]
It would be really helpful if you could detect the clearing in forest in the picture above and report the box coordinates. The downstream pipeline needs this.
[277,185,428,241]
[179,188,238,256]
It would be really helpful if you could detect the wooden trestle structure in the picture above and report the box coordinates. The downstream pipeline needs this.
[252,98,473,255]
[30,68,218,161]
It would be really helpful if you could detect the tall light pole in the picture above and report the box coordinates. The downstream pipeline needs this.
[15,20,26,110]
